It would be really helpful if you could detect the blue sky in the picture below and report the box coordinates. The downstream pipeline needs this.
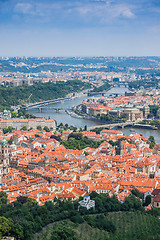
[0,0,160,56]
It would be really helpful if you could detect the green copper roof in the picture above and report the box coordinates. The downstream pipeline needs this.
[1,137,7,145]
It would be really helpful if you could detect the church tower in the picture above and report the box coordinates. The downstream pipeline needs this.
[0,137,10,181]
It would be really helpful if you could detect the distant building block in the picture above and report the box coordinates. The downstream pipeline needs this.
[78,195,95,210]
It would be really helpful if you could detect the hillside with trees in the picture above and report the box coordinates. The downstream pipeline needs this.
[0,190,160,240]
[0,80,91,111]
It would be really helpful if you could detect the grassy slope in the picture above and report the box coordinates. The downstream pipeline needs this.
[35,212,160,240]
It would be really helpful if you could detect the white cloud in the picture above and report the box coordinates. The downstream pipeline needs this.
[14,2,62,17]
[75,2,135,23]
[13,0,136,25]
[14,3,34,15]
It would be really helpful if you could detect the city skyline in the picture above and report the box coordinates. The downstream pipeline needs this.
[0,0,160,56]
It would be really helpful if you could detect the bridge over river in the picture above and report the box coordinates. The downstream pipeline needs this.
[31,106,72,113]
[25,97,72,111]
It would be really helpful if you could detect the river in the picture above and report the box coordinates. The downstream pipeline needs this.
[28,87,160,143]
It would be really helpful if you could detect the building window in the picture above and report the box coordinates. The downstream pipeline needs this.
[157,203,159,207]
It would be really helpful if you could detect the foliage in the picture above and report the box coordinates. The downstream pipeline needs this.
[0,194,79,240]
[21,126,27,131]
[139,119,160,128]
[131,187,143,199]
[61,133,101,150]
[18,107,36,119]
[50,222,79,240]
[11,111,17,118]
[37,125,42,131]
[149,105,159,117]
[91,82,111,92]
[84,151,89,156]
[86,192,144,214]
[0,192,8,205]
[3,126,15,134]
[143,195,151,207]
[84,214,116,233]
[0,216,13,238]
[90,127,104,134]
[43,126,50,132]
[0,190,157,240]
[148,136,156,149]
[84,125,87,131]
[128,78,160,89]
[70,214,84,224]
[0,80,91,110]
[106,211,160,240]
[35,134,40,138]
[36,212,160,240]
[8,137,13,145]
[50,134,61,142]
[96,113,127,123]
[150,120,160,128]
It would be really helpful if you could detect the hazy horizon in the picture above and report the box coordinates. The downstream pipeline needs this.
[1,55,160,58]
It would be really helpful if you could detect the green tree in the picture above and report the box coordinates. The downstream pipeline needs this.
[43,126,50,132]
[0,191,8,205]
[0,216,12,238]
[148,136,156,149]
[68,133,83,141]
[84,151,89,156]
[143,195,151,206]
[65,123,69,129]
[149,105,159,117]
[37,125,42,131]
[21,126,27,131]
[2,128,8,134]
[11,111,17,118]
[35,134,40,138]
[58,122,64,128]
[8,126,15,133]
[3,126,15,134]
[50,223,79,240]
[131,188,143,199]
[8,137,13,145]
[84,125,87,131]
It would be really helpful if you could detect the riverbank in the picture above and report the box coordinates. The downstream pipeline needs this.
[28,86,160,143]
[74,105,159,130]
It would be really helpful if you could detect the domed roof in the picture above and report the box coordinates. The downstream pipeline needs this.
[1,137,7,145]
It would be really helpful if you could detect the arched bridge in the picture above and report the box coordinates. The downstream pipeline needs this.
[33,106,72,113]
[24,97,71,111]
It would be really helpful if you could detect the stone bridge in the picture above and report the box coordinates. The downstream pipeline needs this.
[25,97,71,110]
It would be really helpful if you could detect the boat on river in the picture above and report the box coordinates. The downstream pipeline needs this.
[66,110,83,119]
[130,129,135,133]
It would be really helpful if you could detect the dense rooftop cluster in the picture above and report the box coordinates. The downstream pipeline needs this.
[82,93,160,121]
[0,127,160,209]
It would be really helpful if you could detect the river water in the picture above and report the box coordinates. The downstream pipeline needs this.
[28,87,160,143]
